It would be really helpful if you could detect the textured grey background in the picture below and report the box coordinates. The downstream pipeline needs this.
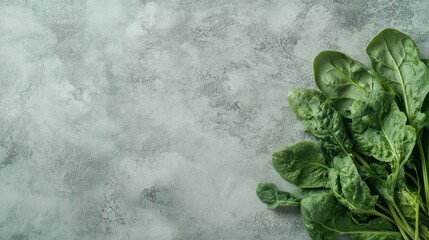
[1,0,429,239]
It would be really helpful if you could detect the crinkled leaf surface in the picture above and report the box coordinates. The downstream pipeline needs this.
[272,140,330,188]
[314,51,383,118]
[367,28,429,129]
[394,179,420,221]
[301,193,401,240]
[351,90,416,165]
[357,162,395,202]
[329,155,378,214]
[351,91,415,198]
[288,89,353,157]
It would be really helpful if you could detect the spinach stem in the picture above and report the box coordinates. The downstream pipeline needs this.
[415,206,420,240]
[376,203,392,216]
[352,151,370,168]
[387,202,412,240]
[417,132,429,211]
[373,210,395,225]
[397,221,411,240]
[392,201,414,234]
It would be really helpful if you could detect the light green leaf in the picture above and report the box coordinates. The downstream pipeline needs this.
[366,28,429,130]
[329,155,378,214]
[288,89,353,157]
[314,51,384,118]
[301,193,401,240]
[272,140,330,188]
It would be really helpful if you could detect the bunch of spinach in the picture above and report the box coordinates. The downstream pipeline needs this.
[257,29,429,240]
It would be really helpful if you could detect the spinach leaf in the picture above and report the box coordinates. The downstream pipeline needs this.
[288,89,353,157]
[329,155,378,214]
[257,28,429,240]
[366,28,429,130]
[256,183,330,209]
[355,218,402,239]
[357,162,395,202]
[350,90,416,166]
[351,91,416,199]
[422,59,429,68]
[256,183,300,209]
[421,59,429,127]
[395,179,420,221]
[290,188,331,200]
[314,51,383,118]
[300,193,401,240]
[272,140,330,188]
[422,225,429,239]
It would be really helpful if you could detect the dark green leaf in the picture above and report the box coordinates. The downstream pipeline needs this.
[272,140,330,188]
[421,59,429,127]
[314,51,383,118]
[329,155,378,214]
[366,28,429,130]
[357,162,394,201]
[422,58,429,68]
[256,183,330,210]
[288,89,353,157]
[351,91,416,166]
[300,193,401,240]
[351,91,415,198]
[394,179,420,221]
[349,222,403,240]
[290,188,330,200]
[256,183,299,209]
[420,224,429,239]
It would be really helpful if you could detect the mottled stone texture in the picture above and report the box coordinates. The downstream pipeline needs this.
[1,0,429,239]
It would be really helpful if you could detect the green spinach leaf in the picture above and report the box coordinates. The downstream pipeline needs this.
[290,188,331,200]
[395,179,420,221]
[329,155,378,214]
[256,183,300,209]
[257,28,429,240]
[256,183,330,209]
[288,89,353,157]
[351,90,416,166]
[366,28,429,130]
[301,193,401,240]
[314,51,383,118]
[272,140,330,188]
[351,90,416,198]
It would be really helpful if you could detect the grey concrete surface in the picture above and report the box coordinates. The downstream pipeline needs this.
[1,0,429,239]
